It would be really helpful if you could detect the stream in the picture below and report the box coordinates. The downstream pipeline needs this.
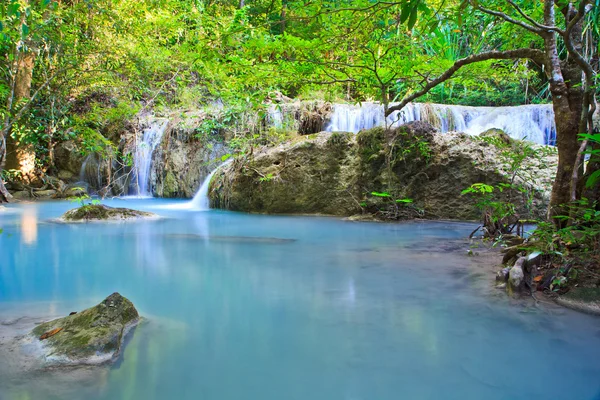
[1,199,599,400]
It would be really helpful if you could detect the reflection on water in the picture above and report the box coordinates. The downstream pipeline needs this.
[0,199,600,400]
[20,206,37,245]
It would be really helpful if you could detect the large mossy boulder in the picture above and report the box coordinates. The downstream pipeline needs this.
[31,293,140,365]
[60,204,158,222]
[211,131,358,215]
[209,122,557,220]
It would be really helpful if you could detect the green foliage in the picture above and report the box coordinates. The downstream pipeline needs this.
[525,199,600,291]
[69,189,97,207]
[370,191,391,197]
[580,133,600,188]
[0,169,23,181]
[0,0,595,184]
[462,182,517,228]
[461,183,494,195]
[259,173,275,183]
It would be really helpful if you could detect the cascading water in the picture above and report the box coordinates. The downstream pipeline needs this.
[131,119,169,197]
[189,159,234,210]
[79,153,103,192]
[325,102,556,145]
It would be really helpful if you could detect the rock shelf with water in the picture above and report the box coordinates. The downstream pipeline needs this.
[209,123,557,220]
[58,204,159,222]
[30,293,140,365]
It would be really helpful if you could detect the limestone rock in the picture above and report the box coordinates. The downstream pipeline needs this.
[58,204,158,222]
[34,189,57,199]
[54,141,85,175]
[55,182,89,199]
[496,267,511,283]
[57,169,76,182]
[209,123,557,220]
[12,190,32,200]
[31,293,140,365]
[508,257,526,291]
[137,115,231,198]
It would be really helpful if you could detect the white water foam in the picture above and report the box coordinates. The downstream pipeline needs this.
[324,102,556,145]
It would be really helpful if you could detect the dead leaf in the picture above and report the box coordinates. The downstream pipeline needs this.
[533,275,543,283]
[39,327,63,340]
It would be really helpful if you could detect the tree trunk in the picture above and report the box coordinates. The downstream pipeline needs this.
[280,0,287,34]
[549,104,582,220]
[0,135,13,203]
[4,48,36,184]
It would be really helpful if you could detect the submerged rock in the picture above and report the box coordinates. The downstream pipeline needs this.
[59,204,158,222]
[30,293,140,365]
[166,233,296,244]
[209,123,557,220]
[557,288,600,316]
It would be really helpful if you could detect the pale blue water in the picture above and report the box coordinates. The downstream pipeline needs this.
[1,199,599,400]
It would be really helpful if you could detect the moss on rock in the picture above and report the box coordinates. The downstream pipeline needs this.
[61,204,157,222]
[210,122,557,221]
[31,293,140,365]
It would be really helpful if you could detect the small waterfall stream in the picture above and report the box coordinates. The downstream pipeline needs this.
[131,119,169,197]
[324,102,556,145]
[79,154,103,190]
[189,159,233,210]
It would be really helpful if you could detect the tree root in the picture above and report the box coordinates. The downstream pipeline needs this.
[0,178,13,203]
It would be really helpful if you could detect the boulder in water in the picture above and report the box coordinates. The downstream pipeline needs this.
[58,204,158,222]
[508,257,526,292]
[30,293,140,365]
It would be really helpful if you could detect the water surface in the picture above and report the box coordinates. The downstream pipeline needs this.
[1,200,599,400]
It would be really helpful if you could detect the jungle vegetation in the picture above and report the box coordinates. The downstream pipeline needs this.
[0,0,598,222]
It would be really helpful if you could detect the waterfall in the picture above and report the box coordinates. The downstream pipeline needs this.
[268,105,285,129]
[131,119,168,197]
[79,153,103,191]
[324,102,556,145]
[189,159,233,210]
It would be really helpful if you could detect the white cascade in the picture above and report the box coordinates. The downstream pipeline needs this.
[132,119,168,197]
[79,154,102,190]
[190,159,233,210]
[325,102,556,145]
[268,105,285,129]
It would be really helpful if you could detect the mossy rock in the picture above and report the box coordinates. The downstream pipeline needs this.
[31,293,140,365]
[210,123,557,221]
[479,128,513,147]
[60,204,158,222]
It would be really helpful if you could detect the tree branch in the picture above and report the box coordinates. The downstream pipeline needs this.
[474,2,543,34]
[565,0,592,36]
[385,48,547,116]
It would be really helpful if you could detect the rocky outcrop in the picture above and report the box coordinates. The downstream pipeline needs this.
[54,141,85,182]
[268,100,332,134]
[149,115,231,198]
[30,293,139,365]
[58,204,158,222]
[209,122,557,220]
